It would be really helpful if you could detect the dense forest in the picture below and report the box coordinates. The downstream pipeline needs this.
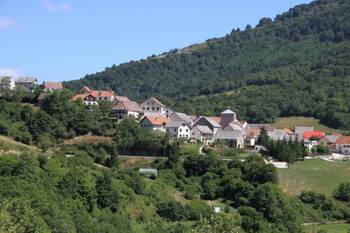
[65,0,350,129]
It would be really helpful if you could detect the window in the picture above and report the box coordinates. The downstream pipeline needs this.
[152,107,155,110]
[157,107,160,110]
[179,129,182,132]
[147,107,150,110]
[186,129,189,132]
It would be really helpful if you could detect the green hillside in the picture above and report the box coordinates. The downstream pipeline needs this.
[65,0,350,129]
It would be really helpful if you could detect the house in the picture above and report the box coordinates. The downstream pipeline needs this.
[71,93,98,106]
[245,128,261,147]
[303,131,326,140]
[191,125,214,144]
[295,126,314,137]
[216,130,245,148]
[42,81,63,92]
[77,86,116,102]
[15,77,38,92]
[0,76,15,90]
[141,97,172,117]
[36,92,50,105]
[140,116,170,132]
[72,86,116,105]
[165,121,191,139]
[193,116,221,136]
[111,100,143,119]
[219,109,238,128]
[319,134,340,152]
[336,136,350,155]
[267,130,288,141]
[169,112,192,125]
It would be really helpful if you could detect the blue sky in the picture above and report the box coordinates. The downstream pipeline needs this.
[0,0,312,83]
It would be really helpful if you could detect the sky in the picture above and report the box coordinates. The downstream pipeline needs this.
[0,0,312,83]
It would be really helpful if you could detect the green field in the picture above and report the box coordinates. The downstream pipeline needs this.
[303,223,350,233]
[180,143,202,155]
[273,117,338,134]
[278,159,350,196]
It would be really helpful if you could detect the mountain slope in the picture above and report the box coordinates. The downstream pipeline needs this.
[65,0,350,129]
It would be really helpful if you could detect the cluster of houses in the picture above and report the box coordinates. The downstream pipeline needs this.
[1,79,349,156]
[0,76,39,92]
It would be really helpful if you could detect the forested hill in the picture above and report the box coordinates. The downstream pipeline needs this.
[64,0,350,129]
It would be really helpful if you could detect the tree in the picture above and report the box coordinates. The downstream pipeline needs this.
[333,183,350,202]
[191,213,243,233]
[96,173,119,212]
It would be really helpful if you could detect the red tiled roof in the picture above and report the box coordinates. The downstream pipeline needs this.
[337,136,350,144]
[80,86,92,93]
[43,82,63,90]
[246,128,261,138]
[91,90,115,98]
[303,131,326,140]
[143,116,170,126]
[71,93,96,101]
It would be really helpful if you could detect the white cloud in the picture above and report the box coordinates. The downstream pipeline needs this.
[0,67,23,77]
[0,17,18,30]
[41,0,73,12]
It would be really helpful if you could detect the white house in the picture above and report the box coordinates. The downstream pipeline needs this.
[141,97,172,117]
[165,121,191,139]
[15,77,38,92]
[336,136,350,155]
[0,76,15,90]
[140,116,170,132]
[191,125,214,144]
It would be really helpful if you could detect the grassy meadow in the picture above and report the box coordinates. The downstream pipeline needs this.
[278,159,350,196]
[273,117,339,134]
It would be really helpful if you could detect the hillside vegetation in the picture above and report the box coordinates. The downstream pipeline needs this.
[65,0,350,129]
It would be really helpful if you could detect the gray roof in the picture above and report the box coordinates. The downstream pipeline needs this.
[15,77,37,83]
[324,135,339,143]
[203,117,221,128]
[221,109,236,114]
[295,126,314,135]
[195,125,213,134]
[268,130,287,141]
[224,122,243,131]
[193,116,221,128]
[170,112,191,123]
[165,121,188,128]
[216,130,243,140]
[247,124,274,131]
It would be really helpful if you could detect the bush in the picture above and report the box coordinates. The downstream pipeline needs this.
[333,183,350,202]
[156,201,185,221]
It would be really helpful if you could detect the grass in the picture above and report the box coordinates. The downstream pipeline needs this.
[278,159,350,196]
[303,223,350,233]
[62,135,112,145]
[0,135,39,154]
[180,143,202,155]
[273,116,338,134]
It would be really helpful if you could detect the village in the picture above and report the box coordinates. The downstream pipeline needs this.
[2,75,349,161]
